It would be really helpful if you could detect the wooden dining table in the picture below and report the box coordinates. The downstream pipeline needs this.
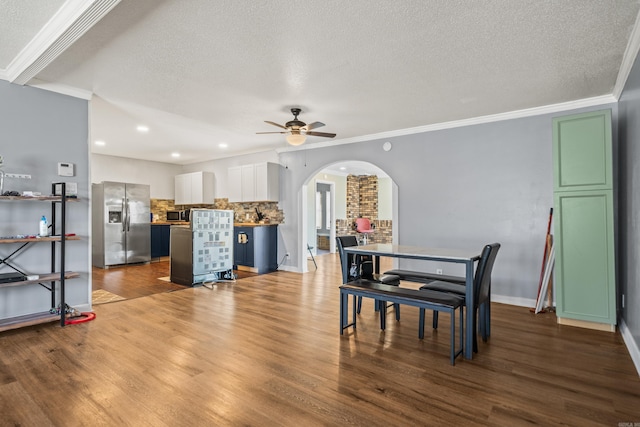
[342,243,481,360]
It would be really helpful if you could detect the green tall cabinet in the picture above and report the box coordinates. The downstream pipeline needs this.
[552,109,616,331]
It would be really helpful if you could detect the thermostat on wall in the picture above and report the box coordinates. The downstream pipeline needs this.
[58,162,75,177]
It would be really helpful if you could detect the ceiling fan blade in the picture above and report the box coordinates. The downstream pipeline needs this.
[306,131,336,138]
[256,131,287,134]
[302,121,325,131]
[265,120,287,129]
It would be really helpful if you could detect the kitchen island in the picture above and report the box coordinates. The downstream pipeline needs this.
[233,223,278,274]
[151,222,190,258]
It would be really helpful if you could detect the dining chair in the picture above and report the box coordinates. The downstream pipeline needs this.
[355,218,375,245]
[336,235,401,318]
[418,242,500,353]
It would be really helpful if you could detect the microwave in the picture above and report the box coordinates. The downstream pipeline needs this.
[166,210,189,221]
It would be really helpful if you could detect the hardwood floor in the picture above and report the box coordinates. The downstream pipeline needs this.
[91,259,257,301]
[1,253,639,425]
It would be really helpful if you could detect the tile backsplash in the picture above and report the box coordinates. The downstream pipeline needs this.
[164,198,284,224]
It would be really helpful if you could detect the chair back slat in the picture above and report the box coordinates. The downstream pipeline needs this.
[474,243,501,305]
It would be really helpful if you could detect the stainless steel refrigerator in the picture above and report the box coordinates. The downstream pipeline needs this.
[92,181,151,268]
[170,209,234,285]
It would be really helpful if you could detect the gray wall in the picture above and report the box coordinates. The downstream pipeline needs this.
[618,52,640,357]
[0,80,90,318]
[278,104,617,306]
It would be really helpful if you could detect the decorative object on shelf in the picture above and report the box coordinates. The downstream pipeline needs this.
[39,215,48,236]
[256,108,336,146]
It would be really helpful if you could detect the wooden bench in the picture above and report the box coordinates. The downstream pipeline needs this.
[339,279,465,365]
[383,269,465,285]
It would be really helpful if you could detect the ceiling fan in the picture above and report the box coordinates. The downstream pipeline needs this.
[257,108,336,146]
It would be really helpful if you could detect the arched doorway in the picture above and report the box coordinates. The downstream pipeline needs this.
[300,161,398,273]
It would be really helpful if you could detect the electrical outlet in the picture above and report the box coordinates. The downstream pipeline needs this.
[436,269,443,275]
[286,253,290,258]
[4,173,31,179]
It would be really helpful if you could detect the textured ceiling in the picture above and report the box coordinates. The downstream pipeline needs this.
[1,0,640,166]
[0,0,65,66]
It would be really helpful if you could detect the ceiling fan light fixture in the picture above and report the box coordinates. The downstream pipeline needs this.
[286,133,306,146]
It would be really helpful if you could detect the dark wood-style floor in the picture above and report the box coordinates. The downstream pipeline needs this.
[1,254,639,426]
[91,259,257,301]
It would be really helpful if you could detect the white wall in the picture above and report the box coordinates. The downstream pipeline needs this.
[91,154,182,199]
[378,176,392,220]
[182,150,279,200]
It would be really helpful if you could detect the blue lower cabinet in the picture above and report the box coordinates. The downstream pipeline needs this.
[234,225,277,274]
[151,224,171,258]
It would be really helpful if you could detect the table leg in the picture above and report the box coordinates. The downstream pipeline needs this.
[352,294,356,328]
[340,291,345,334]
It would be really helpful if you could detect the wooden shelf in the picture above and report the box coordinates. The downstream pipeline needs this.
[0,311,60,332]
[0,235,80,244]
[0,272,79,289]
[0,195,79,202]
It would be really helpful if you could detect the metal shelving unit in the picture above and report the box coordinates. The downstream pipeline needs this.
[0,183,79,331]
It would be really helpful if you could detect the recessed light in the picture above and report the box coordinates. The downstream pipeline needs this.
[340,167,346,170]
[95,140,106,146]
[171,152,180,158]
[219,143,228,148]
[136,125,149,133]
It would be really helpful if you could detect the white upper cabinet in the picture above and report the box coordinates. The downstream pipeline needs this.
[228,166,242,203]
[174,171,215,205]
[241,164,256,201]
[228,162,279,202]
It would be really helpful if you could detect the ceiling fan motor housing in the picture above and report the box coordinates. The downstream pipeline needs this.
[286,108,305,129]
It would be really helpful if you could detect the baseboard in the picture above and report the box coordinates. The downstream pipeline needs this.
[492,294,536,308]
[557,316,616,332]
[74,303,92,313]
[619,319,640,377]
[236,265,258,273]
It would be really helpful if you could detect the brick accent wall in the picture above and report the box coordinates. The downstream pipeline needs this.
[339,173,392,244]
[346,175,360,220]
[358,175,378,219]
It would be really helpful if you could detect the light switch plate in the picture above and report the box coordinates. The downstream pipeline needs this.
[58,162,75,177]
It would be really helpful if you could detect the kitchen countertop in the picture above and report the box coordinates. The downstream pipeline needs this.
[234,222,279,227]
[151,221,190,225]
[152,221,278,227]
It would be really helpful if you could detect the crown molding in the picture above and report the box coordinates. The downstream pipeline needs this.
[6,0,121,85]
[28,78,93,100]
[277,94,618,153]
[613,9,640,100]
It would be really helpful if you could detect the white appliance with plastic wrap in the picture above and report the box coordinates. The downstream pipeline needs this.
[170,209,234,286]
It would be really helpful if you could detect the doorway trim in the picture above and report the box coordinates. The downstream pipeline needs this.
[314,179,336,255]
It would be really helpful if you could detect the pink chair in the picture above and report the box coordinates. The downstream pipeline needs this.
[355,218,375,244]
